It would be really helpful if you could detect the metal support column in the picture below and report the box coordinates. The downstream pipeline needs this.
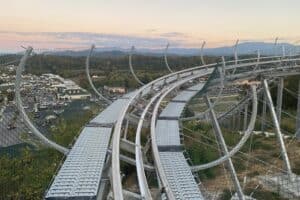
[123,119,129,139]
[261,93,267,133]
[276,78,284,124]
[243,104,248,131]
[263,80,293,178]
[296,80,300,139]
[237,110,241,131]
[205,96,245,200]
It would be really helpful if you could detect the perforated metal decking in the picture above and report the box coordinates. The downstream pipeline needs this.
[155,83,205,199]
[45,96,134,199]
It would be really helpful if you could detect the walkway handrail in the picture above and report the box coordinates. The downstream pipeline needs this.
[135,92,163,200]
[150,71,212,199]
[111,52,300,199]
[86,44,112,104]
[129,46,145,85]
[164,43,173,73]
[15,47,69,155]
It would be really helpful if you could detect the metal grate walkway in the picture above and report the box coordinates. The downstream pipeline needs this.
[155,83,205,199]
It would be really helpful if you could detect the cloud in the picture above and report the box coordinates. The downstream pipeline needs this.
[0,31,209,52]
[160,32,187,38]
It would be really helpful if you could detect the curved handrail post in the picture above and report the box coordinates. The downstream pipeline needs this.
[15,47,69,155]
[164,43,173,73]
[274,37,279,56]
[282,45,286,58]
[85,44,112,104]
[200,41,206,67]
[252,50,261,72]
[232,39,239,75]
[221,56,226,82]
[234,39,239,65]
[129,46,145,86]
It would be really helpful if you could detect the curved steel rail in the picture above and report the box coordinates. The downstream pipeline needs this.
[150,57,298,174]
[112,65,215,199]
[15,47,69,155]
[111,53,300,199]
[86,45,112,104]
[129,46,145,86]
[191,85,257,171]
[111,61,216,200]
[181,55,300,121]
[135,92,163,199]
[164,43,173,73]
[150,71,213,199]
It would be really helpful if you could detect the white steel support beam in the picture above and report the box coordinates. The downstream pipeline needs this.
[205,96,245,200]
[253,50,261,71]
[276,78,284,124]
[261,93,267,133]
[135,92,161,200]
[262,79,293,178]
[123,119,129,139]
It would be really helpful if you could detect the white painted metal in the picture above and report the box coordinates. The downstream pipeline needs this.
[200,41,206,66]
[15,47,69,155]
[150,73,211,199]
[261,93,267,133]
[86,44,112,104]
[232,39,239,75]
[45,127,111,199]
[129,46,145,85]
[111,60,215,200]
[191,85,257,171]
[276,78,284,124]
[135,92,162,199]
[110,53,299,199]
[159,152,204,199]
[164,43,173,73]
[263,79,293,179]
[156,120,181,146]
[205,96,245,200]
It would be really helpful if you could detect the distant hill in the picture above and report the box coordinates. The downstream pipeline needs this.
[2,42,299,57]
[47,49,126,57]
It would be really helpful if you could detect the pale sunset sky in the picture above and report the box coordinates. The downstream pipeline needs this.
[0,0,300,51]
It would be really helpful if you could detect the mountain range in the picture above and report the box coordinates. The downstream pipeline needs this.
[2,42,299,57]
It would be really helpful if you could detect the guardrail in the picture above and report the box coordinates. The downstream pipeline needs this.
[112,53,300,199]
